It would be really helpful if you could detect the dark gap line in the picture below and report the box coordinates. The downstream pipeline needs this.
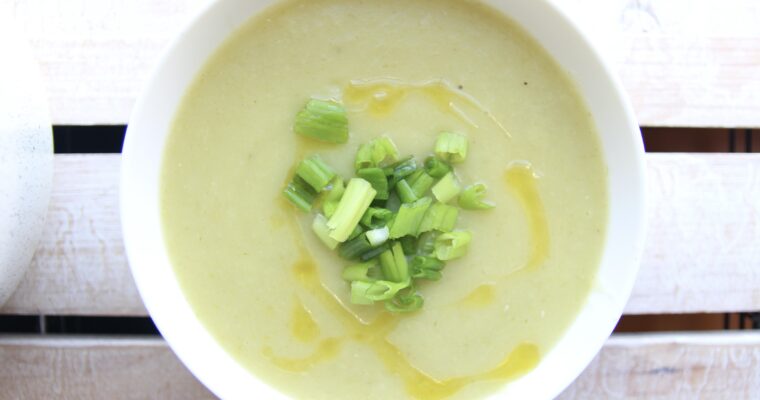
[0,315,159,336]
[53,125,126,154]
[747,129,753,153]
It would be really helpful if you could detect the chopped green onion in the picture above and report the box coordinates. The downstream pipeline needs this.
[416,231,438,256]
[387,157,418,186]
[342,261,377,282]
[424,156,451,179]
[365,226,390,247]
[395,179,418,204]
[410,256,445,281]
[385,192,401,213]
[283,176,317,212]
[354,136,400,170]
[435,132,468,163]
[431,172,461,204]
[348,224,364,240]
[312,214,339,250]
[406,169,424,186]
[410,172,435,198]
[459,183,495,210]
[357,167,389,200]
[360,207,394,229]
[350,279,410,304]
[385,291,424,313]
[321,178,344,218]
[296,155,336,192]
[417,202,459,235]
[435,231,472,260]
[338,234,373,260]
[389,197,432,239]
[327,178,377,242]
[294,99,348,144]
[379,242,410,282]
[399,235,417,255]
[359,242,390,261]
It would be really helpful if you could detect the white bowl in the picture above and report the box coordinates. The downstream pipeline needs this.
[122,0,646,398]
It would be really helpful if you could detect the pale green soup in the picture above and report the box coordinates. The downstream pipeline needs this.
[161,0,608,398]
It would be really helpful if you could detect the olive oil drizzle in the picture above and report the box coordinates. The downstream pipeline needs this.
[343,78,511,138]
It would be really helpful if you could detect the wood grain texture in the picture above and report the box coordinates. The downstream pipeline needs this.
[2,153,759,316]
[2,333,759,399]
[560,332,760,399]
[0,336,214,400]
[3,0,760,127]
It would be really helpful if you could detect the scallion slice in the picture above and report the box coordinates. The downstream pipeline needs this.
[417,202,459,235]
[459,183,495,210]
[387,157,417,187]
[360,207,394,229]
[327,178,376,242]
[341,261,377,282]
[357,167,389,200]
[410,256,445,281]
[294,99,348,144]
[321,177,345,218]
[379,242,410,283]
[424,156,451,179]
[338,234,374,260]
[283,176,317,212]
[431,172,461,204]
[395,179,418,204]
[354,136,400,170]
[389,197,432,239]
[435,132,468,163]
[365,226,390,247]
[434,231,472,260]
[296,155,336,192]
[359,242,390,262]
[410,172,435,198]
[312,214,339,250]
[351,279,410,304]
[385,291,424,313]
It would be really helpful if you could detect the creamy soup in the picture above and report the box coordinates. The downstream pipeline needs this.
[161,0,608,398]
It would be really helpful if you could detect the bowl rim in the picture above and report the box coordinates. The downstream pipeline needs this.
[121,0,647,399]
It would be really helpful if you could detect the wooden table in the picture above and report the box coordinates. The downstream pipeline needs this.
[2,0,759,398]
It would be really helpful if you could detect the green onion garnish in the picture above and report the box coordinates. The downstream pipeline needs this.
[365,226,390,247]
[424,156,451,179]
[351,279,410,304]
[389,197,432,239]
[357,167,389,200]
[379,242,410,283]
[341,261,377,282]
[283,114,495,313]
[296,155,336,192]
[283,176,317,212]
[435,132,468,163]
[431,171,461,204]
[435,231,472,260]
[459,183,495,210]
[410,256,445,281]
[312,214,339,250]
[294,99,349,144]
[384,290,424,313]
[417,202,459,235]
[326,178,376,242]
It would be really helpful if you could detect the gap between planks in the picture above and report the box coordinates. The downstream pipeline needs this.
[3,0,760,127]
[1,153,759,316]
[1,332,759,399]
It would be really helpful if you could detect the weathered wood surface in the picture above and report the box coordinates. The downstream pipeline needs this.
[2,153,759,316]
[2,332,759,399]
[559,332,760,399]
[0,336,215,399]
[2,0,759,127]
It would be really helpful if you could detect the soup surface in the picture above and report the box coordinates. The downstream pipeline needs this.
[161,0,608,398]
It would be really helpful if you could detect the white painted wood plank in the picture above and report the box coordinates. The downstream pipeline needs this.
[4,0,760,127]
[0,336,215,400]
[560,332,760,399]
[2,153,758,316]
[2,333,759,399]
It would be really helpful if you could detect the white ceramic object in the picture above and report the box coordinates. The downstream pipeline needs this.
[0,16,54,307]
[122,0,646,398]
